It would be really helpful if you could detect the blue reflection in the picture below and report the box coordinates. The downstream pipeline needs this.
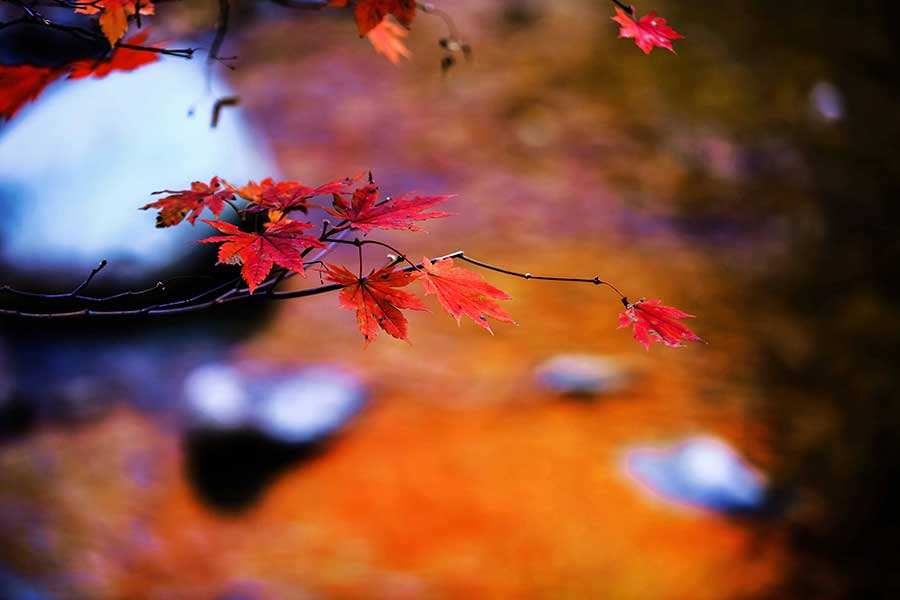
[183,363,368,444]
[252,366,367,443]
[623,435,768,514]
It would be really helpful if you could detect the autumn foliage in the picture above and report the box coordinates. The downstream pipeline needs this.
[136,171,701,348]
[1,2,685,121]
[1,1,699,350]
[618,299,704,349]
[75,0,156,46]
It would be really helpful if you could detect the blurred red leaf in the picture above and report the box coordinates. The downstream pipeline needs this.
[68,32,160,79]
[1,32,160,122]
[323,262,427,344]
[612,8,683,54]
[618,299,704,349]
[199,219,326,293]
[419,256,515,334]
[329,0,416,36]
[327,183,453,232]
[366,18,412,64]
[237,174,361,220]
[0,65,65,122]
[141,177,235,227]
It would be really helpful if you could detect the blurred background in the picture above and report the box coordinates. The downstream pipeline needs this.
[1,0,899,598]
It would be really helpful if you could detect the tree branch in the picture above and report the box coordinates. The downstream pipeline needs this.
[0,11,197,59]
[0,250,633,319]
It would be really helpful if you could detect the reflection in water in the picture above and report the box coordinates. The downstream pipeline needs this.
[184,363,367,443]
[624,436,768,514]
[0,52,277,278]
[183,363,367,511]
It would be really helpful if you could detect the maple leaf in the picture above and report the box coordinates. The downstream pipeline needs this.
[327,183,453,232]
[68,32,160,79]
[199,219,326,293]
[329,0,416,37]
[0,65,65,122]
[366,18,412,64]
[76,0,156,46]
[141,177,235,227]
[618,299,704,349]
[322,262,427,344]
[612,8,684,55]
[418,256,515,334]
[237,174,360,221]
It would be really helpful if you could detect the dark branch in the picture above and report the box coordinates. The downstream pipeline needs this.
[0,12,197,59]
[610,0,637,17]
[207,0,234,72]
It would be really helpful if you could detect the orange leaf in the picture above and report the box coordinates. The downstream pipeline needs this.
[330,0,415,37]
[76,0,156,47]
[366,18,411,64]
[418,257,515,334]
[323,262,427,344]
[100,3,129,47]
[141,177,235,227]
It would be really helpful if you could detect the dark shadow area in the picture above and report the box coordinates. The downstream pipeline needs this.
[184,428,331,513]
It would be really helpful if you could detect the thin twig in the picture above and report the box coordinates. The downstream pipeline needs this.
[610,0,636,17]
[0,15,196,58]
[456,254,628,301]
[207,0,233,77]
[0,249,631,318]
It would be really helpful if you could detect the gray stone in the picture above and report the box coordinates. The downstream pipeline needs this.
[534,353,629,397]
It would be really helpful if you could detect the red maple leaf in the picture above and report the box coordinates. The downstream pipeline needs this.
[141,177,235,227]
[75,0,155,46]
[199,219,326,293]
[0,65,65,122]
[322,262,427,344]
[237,174,361,220]
[618,299,704,349]
[329,0,416,37]
[418,256,515,334]
[327,183,453,232]
[612,8,684,54]
[68,32,160,80]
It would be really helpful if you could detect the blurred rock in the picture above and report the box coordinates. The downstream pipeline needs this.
[0,568,50,600]
[184,363,250,430]
[534,353,629,397]
[0,46,277,280]
[810,80,845,122]
[182,363,367,511]
[623,436,768,514]
[0,45,281,433]
[250,366,367,444]
[183,363,367,442]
